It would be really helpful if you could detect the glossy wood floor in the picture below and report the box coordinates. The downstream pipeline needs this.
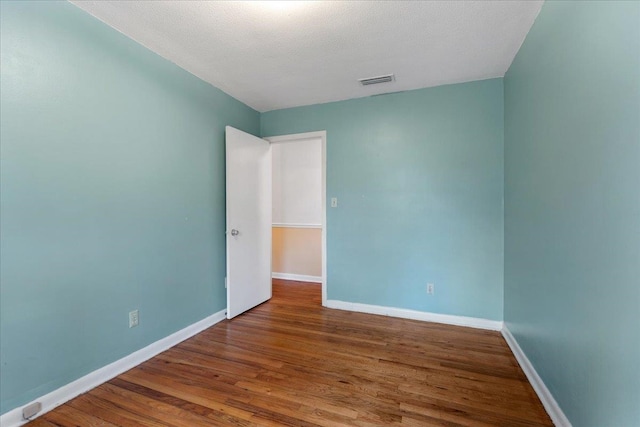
[29,280,552,426]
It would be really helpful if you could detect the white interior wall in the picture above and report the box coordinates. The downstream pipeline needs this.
[272,138,322,226]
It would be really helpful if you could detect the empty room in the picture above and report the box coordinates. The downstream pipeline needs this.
[1,1,638,426]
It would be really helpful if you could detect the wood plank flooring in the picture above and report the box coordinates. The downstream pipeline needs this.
[29,279,552,426]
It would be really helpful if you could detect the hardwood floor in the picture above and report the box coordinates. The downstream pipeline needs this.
[29,279,552,426]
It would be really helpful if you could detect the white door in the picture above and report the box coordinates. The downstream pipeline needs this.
[225,126,272,319]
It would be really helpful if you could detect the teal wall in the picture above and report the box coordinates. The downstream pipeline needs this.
[262,79,504,321]
[0,1,259,415]
[504,1,640,426]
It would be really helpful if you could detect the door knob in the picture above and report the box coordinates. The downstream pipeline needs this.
[230,229,239,236]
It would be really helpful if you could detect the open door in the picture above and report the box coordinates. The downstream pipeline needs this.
[225,126,272,319]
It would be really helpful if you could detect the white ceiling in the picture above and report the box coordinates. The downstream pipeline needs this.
[70,1,543,112]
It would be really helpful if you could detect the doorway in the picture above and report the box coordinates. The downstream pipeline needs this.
[265,131,327,306]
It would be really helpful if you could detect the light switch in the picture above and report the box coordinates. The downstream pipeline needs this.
[331,197,338,208]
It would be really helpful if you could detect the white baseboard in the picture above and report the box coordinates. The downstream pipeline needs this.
[501,326,572,427]
[272,272,322,283]
[0,309,227,427]
[325,299,503,331]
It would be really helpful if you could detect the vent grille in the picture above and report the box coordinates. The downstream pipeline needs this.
[358,74,395,86]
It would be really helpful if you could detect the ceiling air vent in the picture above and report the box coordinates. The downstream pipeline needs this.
[358,74,395,86]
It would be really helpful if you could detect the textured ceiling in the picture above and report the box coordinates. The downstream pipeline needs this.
[69,1,543,112]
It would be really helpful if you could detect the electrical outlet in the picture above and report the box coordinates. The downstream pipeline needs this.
[427,283,435,295]
[22,401,42,420]
[129,310,139,328]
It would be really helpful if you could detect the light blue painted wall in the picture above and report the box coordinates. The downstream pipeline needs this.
[504,1,640,426]
[262,79,504,321]
[0,1,259,415]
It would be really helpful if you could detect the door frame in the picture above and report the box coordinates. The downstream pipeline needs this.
[264,131,327,306]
